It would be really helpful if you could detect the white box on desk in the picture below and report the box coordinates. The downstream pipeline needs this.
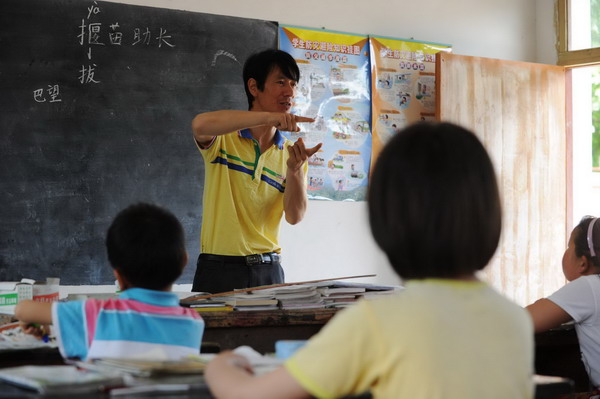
[32,277,60,303]
[0,279,34,315]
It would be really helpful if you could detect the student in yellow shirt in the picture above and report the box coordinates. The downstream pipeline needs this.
[204,121,534,399]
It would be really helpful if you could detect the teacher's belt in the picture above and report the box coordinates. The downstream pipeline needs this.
[199,252,281,266]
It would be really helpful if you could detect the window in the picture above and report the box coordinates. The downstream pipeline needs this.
[559,0,600,221]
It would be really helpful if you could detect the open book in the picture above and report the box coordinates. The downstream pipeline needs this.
[84,358,208,377]
[0,365,123,394]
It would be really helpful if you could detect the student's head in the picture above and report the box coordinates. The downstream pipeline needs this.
[563,216,600,281]
[106,203,187,290]
[243,49,300,111]
[368,122,501,280]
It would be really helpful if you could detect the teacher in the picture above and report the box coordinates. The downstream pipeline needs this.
[190,49,322,294]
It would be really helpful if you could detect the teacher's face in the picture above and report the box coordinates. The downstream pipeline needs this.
[249,66,297,113]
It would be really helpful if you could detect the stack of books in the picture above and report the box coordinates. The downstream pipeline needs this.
[187,300,235,312]
[0,357,214,396]
[318,281,401,308]
[180,275,401,312]
[85,358,207,377]
[188,292,278,312]
[0,365,123,395]
[82,358,210,396]
[253,285,325,310]
[317,285,366,308]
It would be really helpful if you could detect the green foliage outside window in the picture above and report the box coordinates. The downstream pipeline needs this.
[592,0,600,169]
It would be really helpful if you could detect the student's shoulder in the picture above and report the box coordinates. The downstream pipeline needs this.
[54,297,112,319]
[550,275,600,301]
[478,283,522,306]
[577,274,600,286]
[480,285,533,324]
[353,291,408,318]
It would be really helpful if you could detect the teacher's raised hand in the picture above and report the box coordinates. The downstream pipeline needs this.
[287,137,323,172]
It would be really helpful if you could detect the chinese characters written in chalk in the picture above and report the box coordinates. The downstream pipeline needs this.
[31,1,177,103]
[77,1,175,85]
[33,85,62,103]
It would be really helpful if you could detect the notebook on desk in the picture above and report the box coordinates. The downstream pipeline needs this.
[0,365,123,394]
[83,358,208,377]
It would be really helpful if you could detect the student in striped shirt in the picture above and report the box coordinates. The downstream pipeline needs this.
[15,203,204,361]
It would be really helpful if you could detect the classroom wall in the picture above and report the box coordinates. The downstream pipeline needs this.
[80,0,557,299]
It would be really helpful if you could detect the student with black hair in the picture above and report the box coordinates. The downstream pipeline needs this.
[204,122,534,399]
[527,216,600,390]
[191,49,322,293]
[15,203,204,361]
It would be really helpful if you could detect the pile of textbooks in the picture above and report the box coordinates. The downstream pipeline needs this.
[182,280,401,311]
[317,281,400,308]
[0,357,211,395]
[0,365,124,395]
[187,292,278,312]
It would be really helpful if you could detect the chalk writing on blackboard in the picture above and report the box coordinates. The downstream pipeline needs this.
[77,1,176,87]
[33,85,63,103]
[1,0,278,284]
[211,50,240,67]
[32,1,182,104]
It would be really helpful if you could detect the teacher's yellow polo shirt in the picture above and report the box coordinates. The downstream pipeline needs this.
[198,129,304,256]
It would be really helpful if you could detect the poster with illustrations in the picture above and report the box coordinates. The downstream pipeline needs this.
[279,26,371,201]
[369,36,451,165]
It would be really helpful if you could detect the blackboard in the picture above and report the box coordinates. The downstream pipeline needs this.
[0,0,278,284]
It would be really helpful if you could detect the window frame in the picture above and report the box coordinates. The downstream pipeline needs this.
[558,0,600,66]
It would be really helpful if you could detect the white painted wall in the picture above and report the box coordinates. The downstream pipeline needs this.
[106,0,540,63]
[536,0,559,65]
[65,0,556,294]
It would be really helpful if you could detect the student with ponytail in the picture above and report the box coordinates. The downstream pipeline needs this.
[527,216,600,388]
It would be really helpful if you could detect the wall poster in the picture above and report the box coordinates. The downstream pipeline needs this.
[279,25,371,201]
[369,36,451,164]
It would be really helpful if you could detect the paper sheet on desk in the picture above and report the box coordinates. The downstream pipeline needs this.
[86,356,208,377]
[0,322,56,350]
[233,346,284,376]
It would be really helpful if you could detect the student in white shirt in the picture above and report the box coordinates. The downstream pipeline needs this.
[527,216,600,388]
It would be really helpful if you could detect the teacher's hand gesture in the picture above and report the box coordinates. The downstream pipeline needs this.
[269,113,314,133]
[287,137,323,172]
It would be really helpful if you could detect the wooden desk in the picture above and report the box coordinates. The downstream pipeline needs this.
[202,309,587,394]
[0,308,338,372]
[535,325,590,392]
[0,310,586,396]
[0,317,576,399]
[201,308,338,354]
[0,348,64,369]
